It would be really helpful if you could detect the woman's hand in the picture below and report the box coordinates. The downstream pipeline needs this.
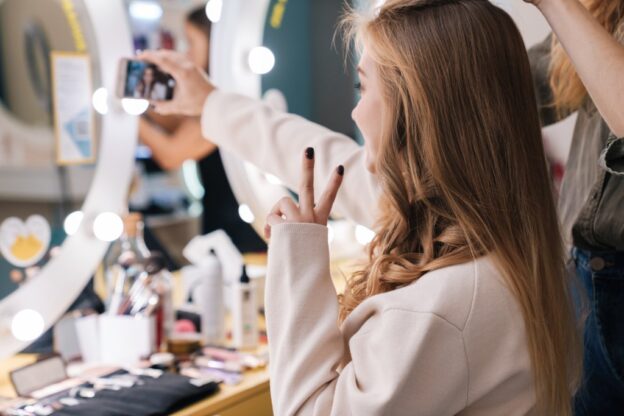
[264,147,345,239]
[138,50,215,116]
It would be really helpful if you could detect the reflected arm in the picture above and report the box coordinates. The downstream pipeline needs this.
[139,117,216,170]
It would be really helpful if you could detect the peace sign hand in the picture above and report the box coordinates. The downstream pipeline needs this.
[264,147,344,239]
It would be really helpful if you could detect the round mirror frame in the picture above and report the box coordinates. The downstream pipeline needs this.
[0,0,136,358]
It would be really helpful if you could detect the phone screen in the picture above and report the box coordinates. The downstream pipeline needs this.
[122,60,175,100]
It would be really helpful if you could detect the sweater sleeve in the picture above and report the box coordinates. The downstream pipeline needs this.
[266,223,469,416]
[200,91,380,228]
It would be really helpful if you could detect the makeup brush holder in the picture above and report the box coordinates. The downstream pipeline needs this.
[74,314,155,366]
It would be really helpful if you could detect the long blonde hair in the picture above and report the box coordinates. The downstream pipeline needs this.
[340,1,581,414]
[550,0,624,112]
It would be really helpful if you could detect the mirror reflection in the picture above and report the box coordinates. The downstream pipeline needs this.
[0,0,99,310]
[126,0,360,268]
[132,4,267,266]
[0,0,360,356]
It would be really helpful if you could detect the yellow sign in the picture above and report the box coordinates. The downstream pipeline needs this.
[270,0,289,29]
[61,0,87,52]
[0,216,51,268]
[11,235,44,262]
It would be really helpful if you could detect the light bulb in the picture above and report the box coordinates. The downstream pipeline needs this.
[121,98,150,115]
[355,225,375,245]
[238,204,255,224]
[205,0,223,23]
[63,211,84,236]
[12,309,45,342]
[92,87,109,115]
[129,1,163,21]
[248,47,275,75]
[93,212,124,242]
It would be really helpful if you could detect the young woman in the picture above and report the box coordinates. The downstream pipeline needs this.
[142,0,582,413]
[138,7,265,253]
[526,0,624,412]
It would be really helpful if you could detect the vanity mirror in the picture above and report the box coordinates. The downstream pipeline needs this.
[0,0,137,358]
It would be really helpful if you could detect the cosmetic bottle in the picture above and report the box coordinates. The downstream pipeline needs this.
[198,249,225,346]
[103,213,150,313]
[231,266,258,350]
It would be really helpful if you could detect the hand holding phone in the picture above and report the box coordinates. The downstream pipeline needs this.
[137,50,215,116]
[117,58,176,100]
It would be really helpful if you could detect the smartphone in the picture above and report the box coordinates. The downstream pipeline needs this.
[116,58,175,100]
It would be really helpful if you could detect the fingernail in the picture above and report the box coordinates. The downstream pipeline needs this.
[337,165,344,176]
[305,147,314,160]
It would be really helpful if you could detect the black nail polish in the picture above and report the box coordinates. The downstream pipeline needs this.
[305,147,314,159]
[337,165,344,176]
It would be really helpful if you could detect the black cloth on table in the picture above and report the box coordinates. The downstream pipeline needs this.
[51,371,219,416]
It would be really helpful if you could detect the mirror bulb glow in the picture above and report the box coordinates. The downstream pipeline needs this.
[238,204,255,224]
[129,1,163,21]
[205,0,223,23]
[92,87,109,115]
[121,98,150,115]
[12,309,45,342]
[248,47,275,75]
[93,212,124,242]
[355,225,375,245]
[63,211,84,236]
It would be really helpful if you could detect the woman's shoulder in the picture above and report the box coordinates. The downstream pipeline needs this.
[342,256,533,406]
[367,256,520,333]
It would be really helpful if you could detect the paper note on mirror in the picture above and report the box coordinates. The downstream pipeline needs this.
[51,51,95,165]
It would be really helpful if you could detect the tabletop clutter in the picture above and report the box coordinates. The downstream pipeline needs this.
[1,218,268,416]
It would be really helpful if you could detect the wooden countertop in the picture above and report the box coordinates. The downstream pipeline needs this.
[0,252,360,415]
[172,366,270,416]
[0,354,270,415]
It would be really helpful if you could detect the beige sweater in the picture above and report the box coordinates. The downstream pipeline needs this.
[202,91,536,415]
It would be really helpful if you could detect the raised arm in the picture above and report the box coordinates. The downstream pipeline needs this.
[200,91,379,228]
[263,155,468,415]
[140,50,380,228]
[530,0,624,136]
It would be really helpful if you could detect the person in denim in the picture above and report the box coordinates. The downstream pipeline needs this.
[526,0,624,412]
